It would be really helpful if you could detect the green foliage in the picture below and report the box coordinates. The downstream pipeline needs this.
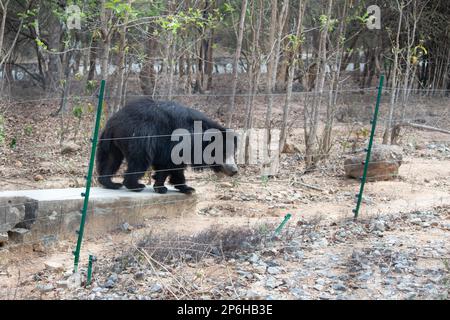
[156,6,223,36]
[319,14,338,32]
[35,38,47,50]
[72,105,84,119]
[24,125,33,136]
[261,175,269,187]
[86,80,98,94]
[104,0,138,21]
[9,137,16,149]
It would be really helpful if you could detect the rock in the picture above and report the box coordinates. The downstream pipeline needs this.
[410,218,422,225]
[150,283,163,293]
[134,271,145,280]
[267,266,282,275]
[14,161,23,168]
[8,228,31,243]
[374,221,386,232]
[265,277,283,289]
[61,142,81,155]
[219,182,234,188]
[245,290,264,299]
[248,253,260,264]
[56,280,69,289]
[108,273,118,283]
[67,272,82,289]
[332,283,347,291]
[344,145,403,181]
[44,261,64,272]
[33,174,44,181]
[104,280,115,288]
[282,142,297,154]
[120,222,133,232]
[37,284,54,293]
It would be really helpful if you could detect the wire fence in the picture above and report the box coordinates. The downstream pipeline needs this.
[0,85,449,299]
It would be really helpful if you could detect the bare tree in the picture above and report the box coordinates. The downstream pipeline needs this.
[279,0,307,151]
[226,0,248,127]
[304,0,333,170]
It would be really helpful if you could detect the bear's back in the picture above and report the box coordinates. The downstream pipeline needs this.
[116,98,224,131]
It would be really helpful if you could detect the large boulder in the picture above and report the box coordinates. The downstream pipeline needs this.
[344,145,403,181]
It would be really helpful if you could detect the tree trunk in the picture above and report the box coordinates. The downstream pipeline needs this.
[383,0,404,144]
[226,0,248,127]
[279,0,306,152]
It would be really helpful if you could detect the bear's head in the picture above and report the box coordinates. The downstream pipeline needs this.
[210,129,238,177]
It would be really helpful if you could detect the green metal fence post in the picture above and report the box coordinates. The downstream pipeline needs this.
[353,75,384,220]
[73,80,106,272]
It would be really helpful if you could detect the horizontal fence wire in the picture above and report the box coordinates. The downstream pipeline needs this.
[2,155,449,188]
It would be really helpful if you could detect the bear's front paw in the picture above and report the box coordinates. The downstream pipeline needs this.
[154,185,168,194]
[176,185,196,195]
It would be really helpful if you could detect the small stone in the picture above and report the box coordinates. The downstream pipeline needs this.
[374,221,386,232]
[220,182,234,188]
[410,218,422,225]
[332,283,347,291]
[134,271,145,280]
[313,284,324,291]
[37,284,54,293]
[44,261,64,272]
[104,280,115,288]
[34,174,44,181]
[56,280,69,289]
[67,272,82,289]
[282,142,297,154]
[108,273,118,282]
[150,283,163,293]
[267,266,282,275]
[33,243,46,253]
[255,265,267,274]
[61,142,81,155]
[265,277,283,289]
[248,253,260,264]
[246,290,264,299]
[120,222,133,232]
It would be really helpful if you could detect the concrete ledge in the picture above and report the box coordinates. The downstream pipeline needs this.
[0,187,197,244]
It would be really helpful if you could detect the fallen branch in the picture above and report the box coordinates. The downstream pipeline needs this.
[395,122,450,135]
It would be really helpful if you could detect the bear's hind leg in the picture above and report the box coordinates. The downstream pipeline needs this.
[97,143,124,189]
[152,168,169,194]
[169,169,195,195]
[123,159,148,192]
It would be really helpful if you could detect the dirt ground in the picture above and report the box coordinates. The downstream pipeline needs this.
[0,93,449,300]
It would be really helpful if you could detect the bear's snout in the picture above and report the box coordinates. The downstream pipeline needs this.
[222,164,238,177]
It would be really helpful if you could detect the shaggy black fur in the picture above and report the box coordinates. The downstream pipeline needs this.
[96,98,237,193]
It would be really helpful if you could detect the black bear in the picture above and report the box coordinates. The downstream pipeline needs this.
[96,98,238,194]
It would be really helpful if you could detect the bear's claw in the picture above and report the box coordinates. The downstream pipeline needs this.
[176,185,196,195]
[154,186,168,194]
